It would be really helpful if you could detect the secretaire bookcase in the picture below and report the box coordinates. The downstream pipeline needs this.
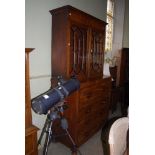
[50,5,111,147]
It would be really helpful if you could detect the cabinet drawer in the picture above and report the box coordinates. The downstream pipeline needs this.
[79,85,109,108]
[79,93,109,110]
[78,99,106,122]
[78,106,92,122]
[80,80,110,95]
[77,116,103,144]
[77,129,91,144]
[77,119,96,144]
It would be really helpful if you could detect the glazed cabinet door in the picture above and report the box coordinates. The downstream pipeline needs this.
[88,29,105,79]
[69,22,88,82]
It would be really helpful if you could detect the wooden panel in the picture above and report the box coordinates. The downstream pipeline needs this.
[25,48,38,155]
[119,48,129,115]
[26,134,35,154]
[119,48,129,86]
[51,12,68,78]
[50,5,106,27]
[25,127,38,155]
[25,49,33,128]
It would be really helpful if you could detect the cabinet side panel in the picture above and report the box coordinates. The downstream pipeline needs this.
[52,13,68,78]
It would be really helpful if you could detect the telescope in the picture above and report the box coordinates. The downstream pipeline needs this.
[31,77,80,115]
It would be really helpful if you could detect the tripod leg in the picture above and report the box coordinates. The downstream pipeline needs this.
[43,121,53,155]
[60,118,82,155]
[38,117,49,146]
[65,129,82,155]
[72,152,77,155]
[65,129,76,146]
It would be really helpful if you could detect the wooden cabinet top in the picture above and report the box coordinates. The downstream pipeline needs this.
[25,48,35,53]
[50,5,107,26]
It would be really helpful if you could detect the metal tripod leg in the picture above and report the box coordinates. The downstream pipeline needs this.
[43,120,53,155]
[65,129,82,155]
[38,109,82,155]
[60,117,82,155]
[38,117,49,146]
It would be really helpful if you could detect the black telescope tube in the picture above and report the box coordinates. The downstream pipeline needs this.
[31,78,80,114]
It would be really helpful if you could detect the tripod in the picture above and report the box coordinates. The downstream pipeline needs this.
[38,101,82,155]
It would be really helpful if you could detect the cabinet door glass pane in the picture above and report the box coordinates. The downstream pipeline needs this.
[70,25,87,81]
[89,30,104,77]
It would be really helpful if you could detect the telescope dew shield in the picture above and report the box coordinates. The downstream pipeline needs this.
[31,78,80,114]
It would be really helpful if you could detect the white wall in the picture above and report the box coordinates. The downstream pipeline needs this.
[26,0,107,141]
[112,0,125,57]
[123,0,129,48]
